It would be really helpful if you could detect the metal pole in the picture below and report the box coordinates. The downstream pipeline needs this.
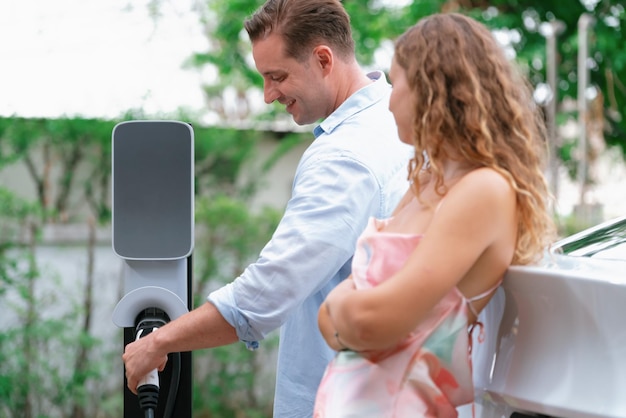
[577,13,595,208]
[540,20,565,201]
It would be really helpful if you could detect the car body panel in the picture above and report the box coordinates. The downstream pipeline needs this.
[469,215,626,418]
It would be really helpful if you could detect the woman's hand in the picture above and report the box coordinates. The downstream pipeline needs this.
[318,277,356,351]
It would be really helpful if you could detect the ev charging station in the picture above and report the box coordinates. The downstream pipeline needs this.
[111,120,194,418]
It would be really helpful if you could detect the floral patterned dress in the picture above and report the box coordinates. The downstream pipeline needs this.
[314,217,490,417]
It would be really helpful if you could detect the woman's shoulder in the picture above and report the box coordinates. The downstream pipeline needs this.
[456,167,513,196]
[443,167,516,214]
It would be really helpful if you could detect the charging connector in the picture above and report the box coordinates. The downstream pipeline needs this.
[134,308,169,418]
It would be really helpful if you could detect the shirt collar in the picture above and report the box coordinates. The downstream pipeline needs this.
[313,70,390,139]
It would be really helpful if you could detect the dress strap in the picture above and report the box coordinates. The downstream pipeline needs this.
[467,278,503,303]
[467,278,502,418]
[466,278,503,318]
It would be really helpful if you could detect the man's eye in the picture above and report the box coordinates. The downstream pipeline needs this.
[271,75,285,82]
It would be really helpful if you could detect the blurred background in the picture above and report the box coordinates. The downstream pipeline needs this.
[0,0,624,417]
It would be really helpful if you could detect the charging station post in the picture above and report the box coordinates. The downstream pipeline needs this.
[111,120,194,418]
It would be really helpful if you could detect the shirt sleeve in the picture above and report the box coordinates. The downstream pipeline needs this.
[207,153,381,349]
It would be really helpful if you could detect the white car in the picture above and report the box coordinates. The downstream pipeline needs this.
[465,215,626,418]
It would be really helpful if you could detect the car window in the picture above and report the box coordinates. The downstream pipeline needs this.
[551,216,626,260]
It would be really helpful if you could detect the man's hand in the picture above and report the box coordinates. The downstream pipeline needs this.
[122,302,239,394]
[122,330,168,395]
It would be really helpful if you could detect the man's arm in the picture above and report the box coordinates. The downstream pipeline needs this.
[122,301,237,394]
[122,154,382,392]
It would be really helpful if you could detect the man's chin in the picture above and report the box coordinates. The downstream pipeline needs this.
[291,114,318,126]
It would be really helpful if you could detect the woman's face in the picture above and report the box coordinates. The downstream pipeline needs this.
[388,57,415,146]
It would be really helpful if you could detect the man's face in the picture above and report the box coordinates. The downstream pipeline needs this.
[252,33,329,125]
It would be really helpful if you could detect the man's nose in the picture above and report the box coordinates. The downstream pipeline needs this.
[264,82,280,104]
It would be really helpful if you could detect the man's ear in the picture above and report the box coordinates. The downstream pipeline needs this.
[312,45,333,74]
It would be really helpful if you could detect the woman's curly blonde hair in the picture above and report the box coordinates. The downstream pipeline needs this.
[394,13,556,265]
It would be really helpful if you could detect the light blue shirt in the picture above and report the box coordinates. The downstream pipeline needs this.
[208,71,413,417]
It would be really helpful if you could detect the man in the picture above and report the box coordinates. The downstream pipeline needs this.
[122,0,412,416]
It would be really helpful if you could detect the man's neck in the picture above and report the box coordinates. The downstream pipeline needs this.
[331,62,373,111]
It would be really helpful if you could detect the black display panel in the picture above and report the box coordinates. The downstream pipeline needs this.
[113,121,193,260]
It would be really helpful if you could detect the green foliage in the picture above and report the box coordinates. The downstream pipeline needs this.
[467,0,625,154]
[194,126,261,196]
[0,111,299,416]
[0,272,108,417]
[0,108,303,417]
[193,194,281,300]
[0,117,113,223]
[192,194,281,415]
[4,0,623,414]
[0,191,110,417]
[0,116,308,224]
[555,206,604,237]
[0,188,39,293]
[177,0,626,167]
[192,0,261,86]
[190,192,281,417]
[260,132,308,172]
[0,188,40,228]
[192,342,276,417]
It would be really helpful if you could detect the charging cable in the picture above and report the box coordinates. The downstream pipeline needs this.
[134,308,168,418]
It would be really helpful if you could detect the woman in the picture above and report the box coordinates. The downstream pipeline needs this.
[314,13,556,418]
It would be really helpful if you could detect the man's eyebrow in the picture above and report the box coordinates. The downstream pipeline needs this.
[261,69,285,77]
